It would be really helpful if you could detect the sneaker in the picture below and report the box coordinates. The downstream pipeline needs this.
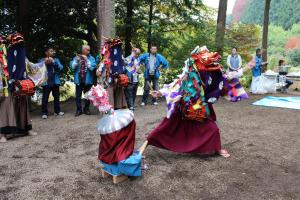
[140,102,145,106]
[55,112,64,117]
[42,115,48,119]
[153,102,158,106]
[129,107,134,111]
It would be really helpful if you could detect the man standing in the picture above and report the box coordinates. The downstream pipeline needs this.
[41,48,64,119]
[71,45,96,116]
[139,45,168,106]
[124,48,141,110]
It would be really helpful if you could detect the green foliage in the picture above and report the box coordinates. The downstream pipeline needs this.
[287,49,300,67]
[240,0,300,30]
[224,23,261,62]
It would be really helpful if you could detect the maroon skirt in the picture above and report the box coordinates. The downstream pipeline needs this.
[99,120,136,164]
[147,107,221,154]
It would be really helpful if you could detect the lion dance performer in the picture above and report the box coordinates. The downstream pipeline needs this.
[0,33,37,143]
[85,85,146,179]
[96,38,128,109]
[147,46,233,157]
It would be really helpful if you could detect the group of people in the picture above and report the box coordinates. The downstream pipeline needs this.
[44,43,168,118]
[0,33,294,170]
[0,34,169,142]
[249,48,293,94]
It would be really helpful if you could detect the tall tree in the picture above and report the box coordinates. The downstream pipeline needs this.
[147,0,154,52]
[97,0,102,49]
[216,0,228,55]
[125,0,134,56]
[262,0,271,63]
[216,0,227,55]
[99,0,116,46]
[17,0,29,39]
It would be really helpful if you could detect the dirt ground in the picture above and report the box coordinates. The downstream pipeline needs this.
[0,93,299,200]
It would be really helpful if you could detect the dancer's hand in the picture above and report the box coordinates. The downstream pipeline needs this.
[150,90,162,98]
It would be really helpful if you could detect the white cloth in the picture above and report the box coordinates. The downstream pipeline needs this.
[250,75,276,94]
[226,68,244,80]
[27,61,48,86]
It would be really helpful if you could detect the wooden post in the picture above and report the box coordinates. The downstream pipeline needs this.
[147,0,154,52]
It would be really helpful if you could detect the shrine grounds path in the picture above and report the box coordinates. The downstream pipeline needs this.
[0,93,299,200]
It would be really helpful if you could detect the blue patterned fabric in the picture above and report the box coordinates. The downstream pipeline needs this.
[109,45,125,75]
[7,44,27,81]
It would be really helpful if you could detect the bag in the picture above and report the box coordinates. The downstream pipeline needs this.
[14,79,35,96]
[117,74,129,87]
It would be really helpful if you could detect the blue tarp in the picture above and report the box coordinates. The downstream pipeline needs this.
[252,96,300,110]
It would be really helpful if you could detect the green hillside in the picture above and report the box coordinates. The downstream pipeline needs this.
[239,0,300,29]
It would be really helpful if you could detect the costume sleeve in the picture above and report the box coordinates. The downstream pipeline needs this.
[87,56,96,71]
[26,58,44,71]
[159,80,182,118]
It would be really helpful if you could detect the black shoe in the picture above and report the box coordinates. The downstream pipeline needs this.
[75,111,82,117]
[83,108,91,115]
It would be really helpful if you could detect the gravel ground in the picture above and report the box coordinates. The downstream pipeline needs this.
[0,93,299,200]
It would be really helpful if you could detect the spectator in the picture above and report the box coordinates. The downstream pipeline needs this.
[40,48,64,119]
[70,44,96,117]
[278,59,293,91]
[139,45,168,106]
[124,48,141,110]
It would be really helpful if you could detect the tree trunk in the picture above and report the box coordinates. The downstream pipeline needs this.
[125,0,134,56]
[262,0,271,64]
[147,0,154,52]
[97,0,102,50]
[99,0,116,46]
[215,0,228,55]
[17,0,29,38]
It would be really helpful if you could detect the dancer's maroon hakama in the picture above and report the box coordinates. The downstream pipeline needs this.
[147,105,221,154]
